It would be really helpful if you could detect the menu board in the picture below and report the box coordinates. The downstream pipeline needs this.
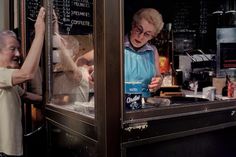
[172,0,199,33]
[53,0,93,35]
[199,0,208,34]
[25,0,43,51]
[220,43,236,69]
[26,0,42,30]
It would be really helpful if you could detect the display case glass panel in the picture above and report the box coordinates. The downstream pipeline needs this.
[47,0,95,118]
[122,0,236,124]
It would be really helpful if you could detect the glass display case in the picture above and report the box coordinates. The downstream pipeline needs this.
[43,0,122,156]
[23,0,236,157]
[47,0,95,118]
[121,1,236,156]
[43,0,98,156]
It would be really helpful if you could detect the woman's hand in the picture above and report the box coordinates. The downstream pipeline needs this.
[52,9,59,34]
[34,7,46,37]
[87,65,94,87]
[148,76,163,92]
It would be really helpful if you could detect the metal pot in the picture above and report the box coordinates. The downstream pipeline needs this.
[225,10,236,26]
[210,11,224,27]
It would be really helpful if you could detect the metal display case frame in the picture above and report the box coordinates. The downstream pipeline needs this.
[41,0,236,157]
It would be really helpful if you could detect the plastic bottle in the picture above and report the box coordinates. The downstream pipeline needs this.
[222,75,229,96]
[228,81,234,97]
[222,75,234,97]
[222,84,228,96]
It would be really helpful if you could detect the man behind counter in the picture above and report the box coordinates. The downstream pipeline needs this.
[0,7,45,157]
[124,8,164,98]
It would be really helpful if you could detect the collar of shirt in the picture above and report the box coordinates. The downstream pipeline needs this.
[124,35,154,53]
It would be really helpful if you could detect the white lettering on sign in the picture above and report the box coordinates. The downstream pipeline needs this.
[71,11,90,17]
[129,88,138,92]
[73,2,90,8]
[71,20,90,26]
[126,95,141,103]
[76,0,89,3]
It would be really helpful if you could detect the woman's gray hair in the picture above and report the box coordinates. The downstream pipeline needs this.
[132,8,164,36]
[0,30,17,49]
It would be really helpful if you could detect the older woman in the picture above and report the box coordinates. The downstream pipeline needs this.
[0,7,45,157]
[124,8,164,98]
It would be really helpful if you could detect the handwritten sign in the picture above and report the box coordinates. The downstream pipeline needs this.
[53,0,93,35]
[26,0,42,30]
[172,1,199,33]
